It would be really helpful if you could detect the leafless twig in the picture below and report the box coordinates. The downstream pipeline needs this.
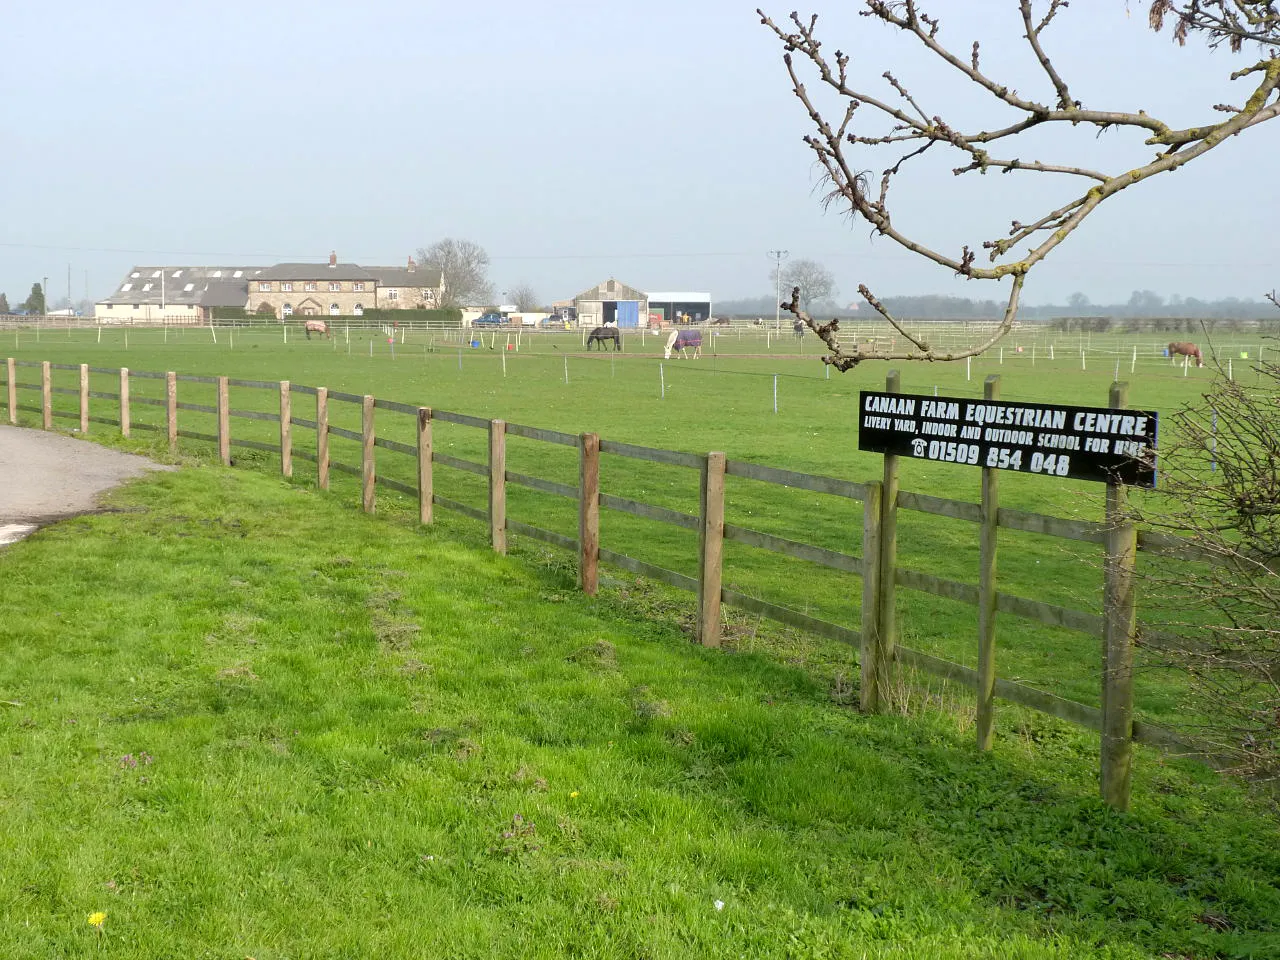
[759,1,1280,369]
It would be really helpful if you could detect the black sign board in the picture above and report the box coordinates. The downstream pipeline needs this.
[858,391,1158,487]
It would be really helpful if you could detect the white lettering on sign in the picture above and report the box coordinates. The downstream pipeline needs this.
[920,400,960,420]
[863,415,892,430]
[921,421,958,437]
[864,395,917,416]
[1071,412,1150,436]
[965,405,1067,430]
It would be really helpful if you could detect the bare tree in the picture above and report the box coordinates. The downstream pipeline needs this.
[758,2,1280,370]
[1134,336,1280,781]
[506,283,541,312]
[771,258,837,311]
[416,238,494,309]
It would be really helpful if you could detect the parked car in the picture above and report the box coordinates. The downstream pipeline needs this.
[474,313,505,325]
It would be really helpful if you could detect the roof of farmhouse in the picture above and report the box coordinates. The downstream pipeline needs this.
[364,265,444,288]
[256,262,374,282]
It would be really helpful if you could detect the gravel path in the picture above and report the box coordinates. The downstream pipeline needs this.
[0,426,174,544]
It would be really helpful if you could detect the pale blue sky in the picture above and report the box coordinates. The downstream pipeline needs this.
[2,1,1275,308]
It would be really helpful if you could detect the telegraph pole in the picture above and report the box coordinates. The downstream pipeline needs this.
[769,250,789,331]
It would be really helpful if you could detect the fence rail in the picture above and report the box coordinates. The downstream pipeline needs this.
[2,356,1222,811]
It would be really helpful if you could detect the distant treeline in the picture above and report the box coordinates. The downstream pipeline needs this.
[719,292,1280,321]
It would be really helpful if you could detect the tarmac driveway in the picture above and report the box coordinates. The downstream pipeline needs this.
[0,426,174,544]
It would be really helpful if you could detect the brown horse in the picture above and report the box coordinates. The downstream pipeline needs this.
[586,326,622,351]
[1168,342,1203,367]
[304,319,330,340]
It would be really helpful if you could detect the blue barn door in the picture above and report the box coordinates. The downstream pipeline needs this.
[616,300,640,327]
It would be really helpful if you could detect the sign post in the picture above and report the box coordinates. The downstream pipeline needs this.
[857,382,1156,810]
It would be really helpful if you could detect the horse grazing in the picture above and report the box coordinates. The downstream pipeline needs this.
[304,319,330,340]
[586,326,622,351]
[664,329,702,359]
[1168,342,1203,367]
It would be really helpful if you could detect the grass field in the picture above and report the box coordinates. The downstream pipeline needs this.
[5,323,1267,733]
[2,464,1278,958]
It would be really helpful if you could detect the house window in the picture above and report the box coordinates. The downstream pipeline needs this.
[328,281,341,292]
[142,283,153,292]
[281,282,293,292]
[385,289,400,301]
[120,283,133,292]
[353,303,364,316]
[183,283,195,292]
[353,282,365,292]
[132,304,140,309]
[282,304,293,317]
[130,272,141,279]
[105,304,113,310]
[304,282,317,292]
[172,270,183,278]
[232,270,243,278]
[259,282,272,292]
[151,270,162,278]
[330,303,340,316]
[211,270,222,278]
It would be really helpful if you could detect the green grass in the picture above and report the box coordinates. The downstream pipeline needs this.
[5,325,1258,733]
[1,465,1278,958]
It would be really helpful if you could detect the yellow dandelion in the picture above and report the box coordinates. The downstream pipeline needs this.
[570,790,580,798]
[87,911,107,929]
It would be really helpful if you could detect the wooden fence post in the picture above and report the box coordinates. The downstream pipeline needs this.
[417,407,433,525]
[216,375,230,465]
[279,380,292,478]
[876,370,901,697]
[1102,380,1138,812]
[166,371,177,455]
[489,419,507,554]
[316,387,330,490]
[361,395,375,513]
[6,358,15,424]
[41,361,51,430]
[119,368,130,438]
[696,451,727,647]
[860,480,884,712]
[79,364,89,434]
[977,374,1001,751]
[579,432,601,595]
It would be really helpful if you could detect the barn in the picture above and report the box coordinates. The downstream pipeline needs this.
[647,291,713,326]
[572,279,649,328]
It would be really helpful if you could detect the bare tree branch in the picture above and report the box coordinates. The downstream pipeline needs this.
[758,1,1280,370]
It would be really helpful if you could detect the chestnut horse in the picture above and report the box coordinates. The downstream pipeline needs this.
[1167,342,1203,367]
[304,319,330,340]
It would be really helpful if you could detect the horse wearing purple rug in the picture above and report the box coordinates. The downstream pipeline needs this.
[664,329,702,359]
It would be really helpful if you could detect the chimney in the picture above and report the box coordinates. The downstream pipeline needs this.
[407,256,416,272]
[329,251,337,268]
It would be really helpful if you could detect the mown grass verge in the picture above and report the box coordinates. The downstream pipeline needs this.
[1,463,1278,959]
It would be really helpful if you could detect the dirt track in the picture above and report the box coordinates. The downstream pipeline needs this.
[0,426,173,541]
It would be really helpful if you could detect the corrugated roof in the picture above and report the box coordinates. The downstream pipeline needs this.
[647,292,712,301]
[200,279,251,308]
[97,266,256,305]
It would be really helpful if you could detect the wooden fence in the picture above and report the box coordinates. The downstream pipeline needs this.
[3,358,1219,811]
